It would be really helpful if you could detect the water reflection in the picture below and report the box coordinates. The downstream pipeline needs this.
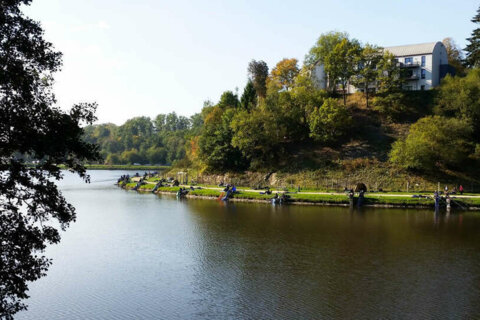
[185,200,480,319]
[16,172,480,319]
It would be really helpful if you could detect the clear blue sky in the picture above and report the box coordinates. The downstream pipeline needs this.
[24,0,478,124]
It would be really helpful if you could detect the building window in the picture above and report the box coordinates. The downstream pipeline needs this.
[421,56,426,67]
[421,69,426,79]
[405,57,413,65]
[421,85,425,91]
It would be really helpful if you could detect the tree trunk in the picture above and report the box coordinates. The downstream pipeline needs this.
[365,83,369,108]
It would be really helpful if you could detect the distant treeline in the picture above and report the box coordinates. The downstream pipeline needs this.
[83,112,202,165]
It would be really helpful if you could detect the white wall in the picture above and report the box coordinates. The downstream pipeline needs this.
[432,42,448,86]
[399,54,432,90]
[312,64,327,90]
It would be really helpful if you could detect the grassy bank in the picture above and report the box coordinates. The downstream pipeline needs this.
[163,163,480,194]
[119,182,480,209]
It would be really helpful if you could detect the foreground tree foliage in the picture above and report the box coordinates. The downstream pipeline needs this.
[0,1,101,318]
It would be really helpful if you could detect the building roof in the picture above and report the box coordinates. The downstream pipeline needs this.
[384,42,439,57]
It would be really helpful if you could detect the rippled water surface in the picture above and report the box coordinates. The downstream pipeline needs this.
[17,170,480,319]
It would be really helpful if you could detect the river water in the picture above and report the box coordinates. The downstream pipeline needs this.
[16,170,480,319]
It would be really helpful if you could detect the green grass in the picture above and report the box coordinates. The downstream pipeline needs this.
[145,176,161,182]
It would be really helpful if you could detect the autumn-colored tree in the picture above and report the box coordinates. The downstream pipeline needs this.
[443,37,466,76]
[270,58,300,90]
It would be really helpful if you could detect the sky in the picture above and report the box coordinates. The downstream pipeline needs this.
[24,0,479,125]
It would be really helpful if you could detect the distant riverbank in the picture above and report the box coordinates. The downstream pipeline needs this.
[118,180,480,210]
[60,164,171,171]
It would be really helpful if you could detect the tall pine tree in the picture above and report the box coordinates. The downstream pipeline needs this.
[465,6,480,68]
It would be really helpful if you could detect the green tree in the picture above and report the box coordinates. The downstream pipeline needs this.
[465,6,480,68]
[308,98,352,143]
[146,146,167,164]
[247,60,269,99]
[121,149,145,164]
[305,31,349,67]
[324,38,362,104]
[390,116,474,171]
[0,1,101,317]
[351,44,382,107]
[218,91,239,109]
[189,113,204,135]
[291,72,327,138]
[198,106,246,171]
[154,114,167,131]
[105,153,122,165]
[231,109,285,168]
[372,51,407,119]
[376,51,404,92]
[435,69,480,138]
[164,133,186,163]
[240,80,257,111]
[305,31,350,92]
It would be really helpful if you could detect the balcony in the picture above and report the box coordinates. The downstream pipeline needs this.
[400,62,421,68]
[405,75,419,80]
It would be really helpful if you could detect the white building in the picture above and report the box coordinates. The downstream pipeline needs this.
[312,41,451,92]
[385,42,449,91]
